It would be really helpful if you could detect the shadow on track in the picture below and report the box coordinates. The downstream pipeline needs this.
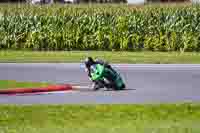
[74,88,136,92]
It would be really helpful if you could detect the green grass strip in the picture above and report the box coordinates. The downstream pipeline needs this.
[1,51,200,63]
[0,103,199,133]
[0,80,51,89]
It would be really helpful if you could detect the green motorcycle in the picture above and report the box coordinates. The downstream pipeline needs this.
[89,63,126,91]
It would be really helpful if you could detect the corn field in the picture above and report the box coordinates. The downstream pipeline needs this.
[0,4,200,51]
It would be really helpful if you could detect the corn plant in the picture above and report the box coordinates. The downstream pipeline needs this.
[0,4,200,51]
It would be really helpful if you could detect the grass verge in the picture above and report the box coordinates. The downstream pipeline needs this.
[0,80,51,89]
[1,51,200,63]
[0,103,199,133]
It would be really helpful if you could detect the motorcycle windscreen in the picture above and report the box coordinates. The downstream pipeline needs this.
[90,64,104,81]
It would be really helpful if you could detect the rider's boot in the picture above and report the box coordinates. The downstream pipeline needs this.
[92,81,104,91]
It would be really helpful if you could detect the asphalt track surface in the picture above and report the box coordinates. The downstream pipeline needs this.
[0,63,200,104]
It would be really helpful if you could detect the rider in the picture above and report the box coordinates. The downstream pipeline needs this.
[84,57,114,90]
[84,57,112,79]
